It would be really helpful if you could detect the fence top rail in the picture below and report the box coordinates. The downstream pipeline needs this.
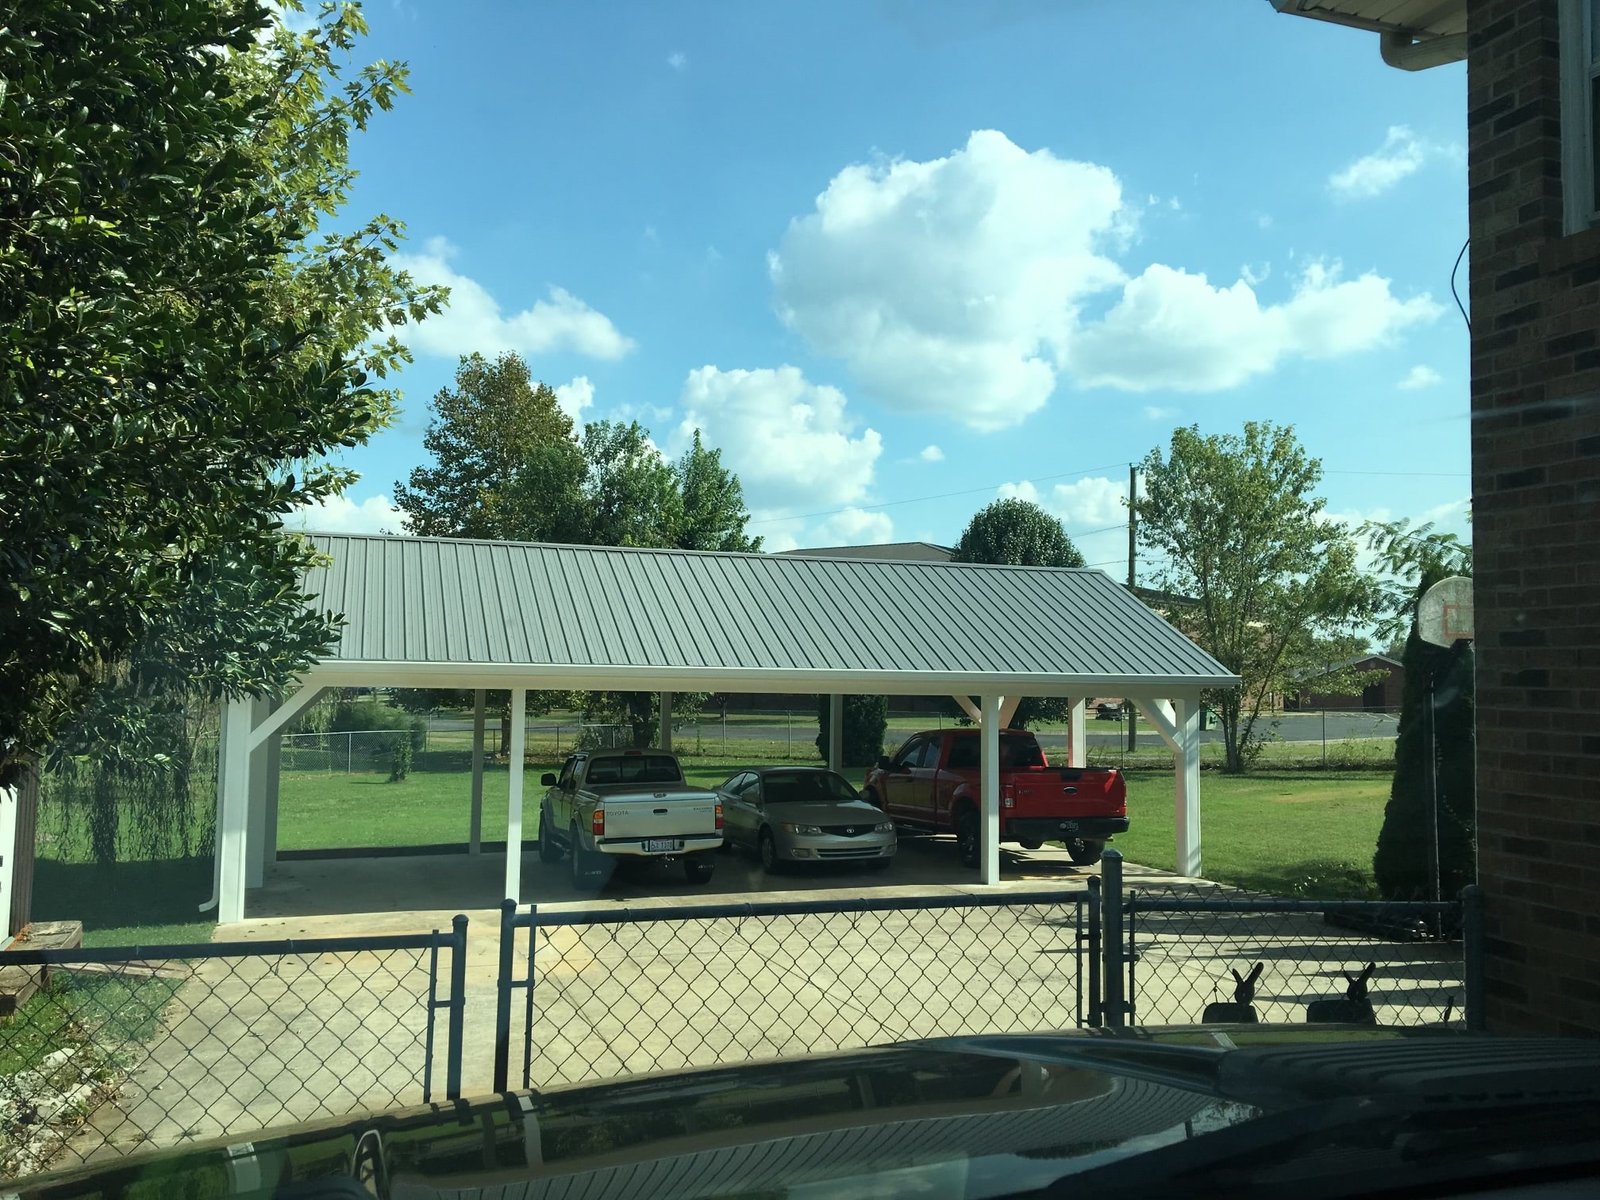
[0,928,464,966]
[1124,895,1459,916]
[513,887,1089,929]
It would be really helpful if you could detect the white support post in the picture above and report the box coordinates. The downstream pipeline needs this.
[1068,698,1087,768]
[997,696,1021,729]
[1173,697,1202,879]
[828,695,844,772]
[950,695,982,724]
[980,693,1001,885]
[659,692,673,752]
[505,687,527,903]
[246,698,271,889]
[469,689,485,856]
[217,698,253,924]
[263,725,280,870]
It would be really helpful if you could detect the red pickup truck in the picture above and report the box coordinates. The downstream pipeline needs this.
[862,728,1128,867]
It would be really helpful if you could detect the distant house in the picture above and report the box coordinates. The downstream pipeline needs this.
[781,541,955,562]
[1286,654,1404,713]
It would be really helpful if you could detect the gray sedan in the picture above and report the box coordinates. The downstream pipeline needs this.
[717,768,896,872]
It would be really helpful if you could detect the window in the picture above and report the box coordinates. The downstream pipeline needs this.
[891,737,926,769]
[1561,0,1600,232]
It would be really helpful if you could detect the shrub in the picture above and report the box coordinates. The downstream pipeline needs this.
[814,695,888,768]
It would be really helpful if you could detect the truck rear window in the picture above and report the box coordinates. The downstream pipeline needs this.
[947,737,1045,770]
[585,755,682,785]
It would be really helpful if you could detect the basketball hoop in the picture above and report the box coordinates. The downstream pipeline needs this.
[1417,575,1473,647]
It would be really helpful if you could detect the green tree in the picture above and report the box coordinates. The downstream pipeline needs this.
[1364,520,1475,902]
[1135,423,1378,773]
[581,420,684,548]
[815,696,890,768]
[1,0,441,784]
[949,499,1086,729]
[395,352,574,538]
[952,499,1086,569]
[676,430,762,552]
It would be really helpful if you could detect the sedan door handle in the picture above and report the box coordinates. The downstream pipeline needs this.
[653,808,669,815]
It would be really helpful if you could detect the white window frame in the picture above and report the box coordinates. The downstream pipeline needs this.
[1560,0,1600,233]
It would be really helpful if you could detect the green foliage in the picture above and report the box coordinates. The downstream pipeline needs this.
[581,421,685,547]
[1362,518,1474,645]
[676,430,762,552]
[395,352,575,539]
[815,695,889,768]
[1374,596,1475,902]
[0,0,441,784]
[952,499,1086,569]
[1135,423,1379,773]
[389,736,413,783]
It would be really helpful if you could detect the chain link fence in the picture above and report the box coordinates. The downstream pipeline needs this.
[495,893,1089,1091]
[0,923,466,1176]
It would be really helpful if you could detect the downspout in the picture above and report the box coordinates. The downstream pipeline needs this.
[1380,29,1467,71]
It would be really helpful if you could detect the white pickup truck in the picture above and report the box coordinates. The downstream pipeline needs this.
[538,749,723,889]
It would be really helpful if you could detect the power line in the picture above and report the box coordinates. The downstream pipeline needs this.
[1325,469,1471,479]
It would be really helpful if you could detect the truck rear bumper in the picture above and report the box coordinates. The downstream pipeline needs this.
[595,835,723,858]
[1005,816,1129,842]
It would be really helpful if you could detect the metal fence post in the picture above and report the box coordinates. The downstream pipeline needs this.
[1101,850,1125,1029]
[1462,884,1486,1032]
[1085,877,1102,1026]
[493,898,516,1092]
[447,914,468,1101]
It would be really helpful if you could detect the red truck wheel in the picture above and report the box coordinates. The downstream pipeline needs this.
[1066,839,1105,866]
[955,809,980,868]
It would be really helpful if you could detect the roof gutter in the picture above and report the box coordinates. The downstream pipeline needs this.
[1380,28,1468,71]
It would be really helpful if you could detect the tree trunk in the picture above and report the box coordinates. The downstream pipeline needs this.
[1220,697,1245,774]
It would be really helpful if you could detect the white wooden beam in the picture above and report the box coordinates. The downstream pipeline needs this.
[505,688,526,903]
[247,678,327,750]
[246,698,271,888]
[1128,696,1180,752]
[1068,698,1086,768]
[263,724,280,869]
[217,698,252,923]
[997,696,1021,729]
[980,693,1001,885]
[1173,697,1202,878]
[828,695,843,771]
[469,689,485,856]
[951,695,982,724]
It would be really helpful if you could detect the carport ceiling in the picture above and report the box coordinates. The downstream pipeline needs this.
[296,533,1237,696]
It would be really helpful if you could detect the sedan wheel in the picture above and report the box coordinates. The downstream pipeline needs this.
[759,830,783,874]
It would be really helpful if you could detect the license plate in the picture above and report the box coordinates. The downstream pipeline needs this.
[1057,821,1079,833]
[646,838,678,853]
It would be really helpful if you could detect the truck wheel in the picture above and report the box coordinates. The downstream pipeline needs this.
[684,858,714,885]
[570,827,604,891]
[1018,838,1043,851]
[759,830,784,874]
[537,805,560,863]
[955,809,980,868]
[1066,838,1105,866]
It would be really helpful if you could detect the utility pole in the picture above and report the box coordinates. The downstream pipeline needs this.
[1126,463,1138,752]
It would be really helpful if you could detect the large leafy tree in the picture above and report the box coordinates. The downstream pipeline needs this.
[677,430,761,552]
[1365,520,1475,902]
[0,0,441,786]
[395,351,575,539]
[949,499,1086,730]
[581,421,684,548]
[1134,423,1378,773]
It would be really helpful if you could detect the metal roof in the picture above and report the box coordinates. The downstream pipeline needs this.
[1270,0,1465,38]
[296,534,1237,695]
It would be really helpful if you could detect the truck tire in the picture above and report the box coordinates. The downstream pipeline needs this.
[684,857,714,885]
[1018,838,1043,851]
[570,826,604,891]
[759,829,785,874]
[537,804,560,863]
[954,809,980,868]
[1066,838,1105,866]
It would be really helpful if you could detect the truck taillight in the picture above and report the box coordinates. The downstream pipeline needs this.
[715,802,724,830]
[592,807,605,836]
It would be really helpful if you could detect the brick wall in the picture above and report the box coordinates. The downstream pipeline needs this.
[1469,0,1600,1036]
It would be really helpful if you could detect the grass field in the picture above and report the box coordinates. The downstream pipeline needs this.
[31,747,1394,944]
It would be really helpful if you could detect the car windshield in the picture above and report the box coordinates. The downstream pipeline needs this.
[761,772,858,805]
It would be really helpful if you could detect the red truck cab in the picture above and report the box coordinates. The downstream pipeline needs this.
[863,728,1128,868]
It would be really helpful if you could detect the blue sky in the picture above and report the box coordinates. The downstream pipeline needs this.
[293,0,1471,576]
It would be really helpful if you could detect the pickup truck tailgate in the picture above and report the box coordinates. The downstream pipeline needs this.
[1011,767,1127,817]
[596,789,719,840]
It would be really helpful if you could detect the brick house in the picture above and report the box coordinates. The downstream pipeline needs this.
[1277,1,1600,1036]
[1286,654,1406,711]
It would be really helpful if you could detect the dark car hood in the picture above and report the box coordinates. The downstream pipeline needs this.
[14,1028,1600,1199]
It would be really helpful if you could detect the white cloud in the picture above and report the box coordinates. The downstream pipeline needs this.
[1399,364,1442,390]
[1328,126,1443,199]
[997,475,1127,530]
[772,130,1437,423]
[285,492,405,536]
[813,507,895,546]
[918,444,944,462]
[1255,212,1273,229]
[1239,261,1270,287]
[554,376,594,424]
[770,130,1127,430]
[667,51,687,71]
[1069,260,1441,392]
[1142,404,1178,421]
[674,366,883,512]
[393,236,634,361]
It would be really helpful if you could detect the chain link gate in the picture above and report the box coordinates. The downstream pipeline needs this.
[494,890,1091,1092]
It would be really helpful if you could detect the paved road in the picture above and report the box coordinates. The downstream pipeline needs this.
[427,710,1400,746]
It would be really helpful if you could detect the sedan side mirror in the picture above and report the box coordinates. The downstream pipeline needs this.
[876,756,892,771]
[540,772,557,787]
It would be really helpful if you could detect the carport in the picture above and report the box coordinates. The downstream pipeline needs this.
[207,534,1237,923]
